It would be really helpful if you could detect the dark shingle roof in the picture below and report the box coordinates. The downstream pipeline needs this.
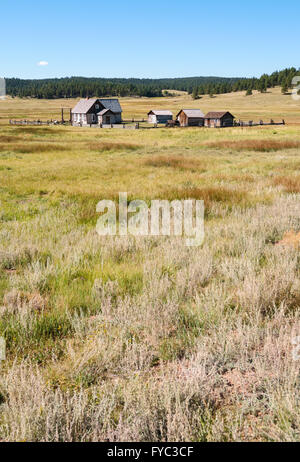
[205,111,234,119]
[99,99,122,113]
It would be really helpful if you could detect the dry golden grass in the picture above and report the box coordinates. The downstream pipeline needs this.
[0,143,69,154]
[205,139,300,152]
[273,176,300,193]
[160,185,254,215]
[277,230,300,248]
[0,92,300,442]
[88,141,141,152]
[144,155,206,171]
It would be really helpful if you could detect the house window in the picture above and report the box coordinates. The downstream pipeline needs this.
[95,104,99,110]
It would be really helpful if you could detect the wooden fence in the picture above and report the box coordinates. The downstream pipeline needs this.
[235,119,285,127]
[9,119,286,129]
[9,119,65,126]
[99,123,140,130]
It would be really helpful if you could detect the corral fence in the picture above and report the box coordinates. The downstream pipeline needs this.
[122,118,146,123]
[99,123,140,130]
[9,119,67,126]
[9,118,286,129]
[235,119,285,127]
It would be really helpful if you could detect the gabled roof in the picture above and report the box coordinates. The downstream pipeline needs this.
[205,111,234,119]
[98,108,115,116]
[148,110,173,116]
[72,98,122,114]
[177,109,205,118]
[71,98,98,114]
[99,99,122,113]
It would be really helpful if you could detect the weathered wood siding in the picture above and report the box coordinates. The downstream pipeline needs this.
[98,113,120,125]
[204,115,234,127]
[178,112,188,126]
[220,115,234,127]
[187,117,204,127]
[177,112,204,127]
[148,114,173,124]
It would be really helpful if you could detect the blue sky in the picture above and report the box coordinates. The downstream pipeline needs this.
[1,0,299,79]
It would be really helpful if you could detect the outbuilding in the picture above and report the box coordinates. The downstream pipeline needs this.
[204,111,235,128]
[148,110,173,124]
[176,109,205,127]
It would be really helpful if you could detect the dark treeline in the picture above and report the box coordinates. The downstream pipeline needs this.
[5,68,299,99]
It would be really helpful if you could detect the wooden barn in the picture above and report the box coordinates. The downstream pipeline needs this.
[176,109,205,127]
[204,111,235,128]
[72,98,122,126]
[148,110,173,124]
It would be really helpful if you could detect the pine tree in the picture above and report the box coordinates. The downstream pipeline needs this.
[192,87,199,100]
[281,80,288,94]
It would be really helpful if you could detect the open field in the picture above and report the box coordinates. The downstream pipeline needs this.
[0,91,300,441]
[1,86,300,124]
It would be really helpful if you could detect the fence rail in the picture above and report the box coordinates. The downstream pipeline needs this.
[9,119,67,126]
[9,118,286,129]
[99,123,140,130]
[235,119,285,127]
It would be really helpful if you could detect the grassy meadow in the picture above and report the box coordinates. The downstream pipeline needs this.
[0,88,300,441]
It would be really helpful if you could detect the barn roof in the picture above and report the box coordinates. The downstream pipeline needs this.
[177,109,205,118]
[205,111,234,119]
[72,98,122,114]
[148,110,173,116]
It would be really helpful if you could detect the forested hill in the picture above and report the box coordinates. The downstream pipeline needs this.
[5,68,298,99]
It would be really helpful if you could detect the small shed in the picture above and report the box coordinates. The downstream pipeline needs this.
[204,111,235,128]
[148,110,173,124]
[176,109,205,127]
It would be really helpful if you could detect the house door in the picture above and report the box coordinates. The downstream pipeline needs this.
[106,116,111,124]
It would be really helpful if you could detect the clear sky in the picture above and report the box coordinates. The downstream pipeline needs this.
[1,0,299,79]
